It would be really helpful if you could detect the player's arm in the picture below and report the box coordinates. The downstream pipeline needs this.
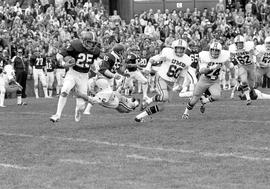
[144,54,165,73]
[59,43,77,68]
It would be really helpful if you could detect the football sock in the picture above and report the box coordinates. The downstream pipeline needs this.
[138,81,142,93]
[17,95,22,104]
[142,83,148,99]
[48,89,53,97]
[43,87,48,97]
[34,88,39,98]
[56,96,67,116]
[184,102,194,114]
[243,90,251,101]
[0,91,5,106]
[136,105,160,119]
[84,103,92,114]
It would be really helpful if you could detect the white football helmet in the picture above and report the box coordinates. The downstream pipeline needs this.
[209,42,222,59]
[265,36,270,50]
[234,35,245,50]
[171,39,187,57]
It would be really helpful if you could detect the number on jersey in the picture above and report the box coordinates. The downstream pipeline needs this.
[262,55,270,64]
[76,53,93,68]
[235,54,251,65]
[205,68,221,80]
[167,65,182,79]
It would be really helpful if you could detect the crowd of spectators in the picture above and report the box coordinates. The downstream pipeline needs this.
[0,0,270,98]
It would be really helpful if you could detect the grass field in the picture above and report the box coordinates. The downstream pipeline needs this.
[0,89,270,189]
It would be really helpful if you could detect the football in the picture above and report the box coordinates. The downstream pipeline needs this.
[63,56,76,67]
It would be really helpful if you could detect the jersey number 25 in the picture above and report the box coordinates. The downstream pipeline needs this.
[77,53,93,68]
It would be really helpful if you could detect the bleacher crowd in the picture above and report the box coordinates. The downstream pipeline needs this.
[0,0,270,102]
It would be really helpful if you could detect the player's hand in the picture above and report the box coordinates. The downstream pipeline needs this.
[209,64,221,70]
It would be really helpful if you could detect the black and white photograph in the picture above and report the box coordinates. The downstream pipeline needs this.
[0,0,270,188]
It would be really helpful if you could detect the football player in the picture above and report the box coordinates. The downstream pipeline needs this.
[255,36,270,85]
[80,43,127,116]
[179,40,200,97]
[77,77,140,113]
[124,45,149,99]
[46,53,57,98]
[229,35,255,105]
[231,82,270,100]
[137,48,151,94]
[135,39,192,122]
[55,49,66,96]
[50,31,100,122]
[182,42,234,119]
[30,47,48,98]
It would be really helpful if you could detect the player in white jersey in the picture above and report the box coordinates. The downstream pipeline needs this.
[182,42,234,119]
[255,36,270,84]
[135,39,192,122]
[229,35,255,105]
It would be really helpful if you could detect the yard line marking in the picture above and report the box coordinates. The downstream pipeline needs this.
[0,163,32,170]
[1,132,270,162]
[0,111,269,125]
[127,154,183,164]
[59,159,98,165]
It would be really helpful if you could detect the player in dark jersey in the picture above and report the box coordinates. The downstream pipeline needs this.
[50,31,100,122]
[179,40,200,97]
[30,47,49,98]
[124,45,149,100]
[46,53,57,97]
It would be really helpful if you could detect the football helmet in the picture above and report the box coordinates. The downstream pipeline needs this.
[209,42,222,59]
[112,43,125,58]
[265,36,270,50]
[189,40,199,53]
[234,35,245,50]
[81,31,96,50]
[127,45,140,56]
[171,39,187,57]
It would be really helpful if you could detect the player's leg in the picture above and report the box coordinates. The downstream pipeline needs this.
[0,77,6,107]
[47,72,54,97]
[238,66,251,105]
[149,73,155,92]
[134,70,149,100]
[56,69,65,96]
[50,70,76,122]
[255,89,270,99]
[182,76,210,119]
[83,78,96,115]
[33,68,39,98]
[40,71,49,98]
[135,76,168,122]
[74,72,89,122]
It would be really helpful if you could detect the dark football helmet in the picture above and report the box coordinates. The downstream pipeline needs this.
[112,43,125,58]
[81,31,96,50]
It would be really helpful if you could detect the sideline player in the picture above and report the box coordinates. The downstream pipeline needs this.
[182,42,234,119]
[135,39,192,122]
[50,31,100,122]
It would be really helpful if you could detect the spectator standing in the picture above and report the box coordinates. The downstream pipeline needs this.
[11,47,27,105]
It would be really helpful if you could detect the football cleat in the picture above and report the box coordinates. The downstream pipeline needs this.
[135,117,144,123]
[50,114,60,123]
[17,102,27,106]
[75,108,83,122]
[200,105,206,113]
[182,113,189,119]
[246,99,252,106]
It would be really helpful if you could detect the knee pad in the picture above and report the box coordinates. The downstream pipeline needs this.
[61,92,68,97]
